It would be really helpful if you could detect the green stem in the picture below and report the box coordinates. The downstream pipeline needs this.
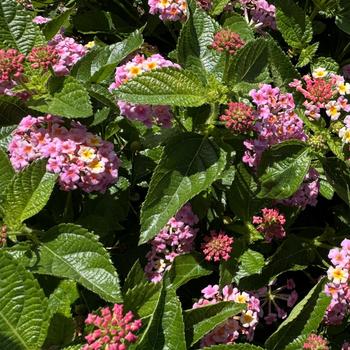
[173,114,188,132]
[223,52,231,85]
[310,6,319,21]
[63,191,73,221]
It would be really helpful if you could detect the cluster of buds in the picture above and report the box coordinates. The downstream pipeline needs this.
[303,333,329,350]
[210,29,245,55]
[83,304,142,350]
[193,284,260,346]
[109,54,180,128]
[8,115,120,193]
[220,102,254,133]
[0,225,6,247]
[144,204,199,282]
[324,239,350,325]
[148,0,188,21]
[27,46,59,70]
[197,0,213,11]
[252,208,286,242]
[201,230,234,262]
[253,279,298,324]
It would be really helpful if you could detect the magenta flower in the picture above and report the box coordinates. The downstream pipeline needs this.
[201,230,234,262]
[32,16,51,24]
[148,0,188,21]
[144,204,198,282]
[83,304,142,350]
[8,115,120,193]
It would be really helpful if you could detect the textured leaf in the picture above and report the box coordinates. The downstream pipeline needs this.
[184,302,245,346]
[336,0,350,34]
[42,7,75,39]
[265,278,329,350]
[48,280,79,318]
[319,177,334,200]
[113,68,209,107]
[0,0,38,53]
[34,223,122,303]
[228,163,266,221]
[257,141,311,199]
[124,282,162,319]
[140,133,226,244]
[322,157,350,207]
[123,259,148,292]
[296,42,319,68]
[72,30,143,83]
[170,252,213,289]
[3,160,57,230]
[223,13,255,41]
[267,38,300,87]
[0,251,49,350]
[0,95,30,126]
[234,249,265,283]
[274,0,313,49]
[43,314,75,349]
[239,237,313,290]
[177,8,223,76]
[230,38,268,84]
[31,77,93,118]
[0,125,17,151]
[72,10,115,34]
[0,149,14,195]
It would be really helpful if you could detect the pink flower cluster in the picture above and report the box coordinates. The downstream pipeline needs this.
[83,304,142,350]
[253,279,298,324]
[148,0,188,21]
[201,230,234,262]
[278,168,320,209]
[236,0,276,29]
[193,284,260,346]
[0,49,25,95]
[144,204,198,283]
[197,0,212,11]
[324,239,350,325]
[48,33,87,76]
[243,84,307,168]
[220,102,254,133]
[211,29,245,55]
[252,208,286,242]
[8,115,120,193]
[290,68,350,122]
[32,16,51,24]
[303,333,329,350]
[27,46,58,70]
[109,54,180,128]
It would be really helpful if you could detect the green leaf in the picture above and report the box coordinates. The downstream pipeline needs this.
[177,8,223,76]
[43,314,75,349]
[319,177,334,200]
[34,223,122,303]
[336,0,350,34]
[257,141,311,199]
[321,157,350,206]
[265,278,329,350]
[274,0,313,49]
[0,251,49,350]
[3,160,57,230]
[0,125,17,151]
[113,68,209,107]
[43,7,75,40]
[184,301,245,346]
[0,149,14,195]
[234,249,265,283]
[296,42,319,68]
[139,133,226,244]
[0,95,31,126]
[123,259,148,292]
[72,29,143,83]
[267,38,300,88]
[0,0,39,53]
[210,0,231,16]
[227,163,266,221]
[230,38,268,84]
[170,252,213,289]
[223,13,255,41]
[72,10,115,34]
[48,280,79,318]
[30,77,93,119]
[239,237,313,290]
